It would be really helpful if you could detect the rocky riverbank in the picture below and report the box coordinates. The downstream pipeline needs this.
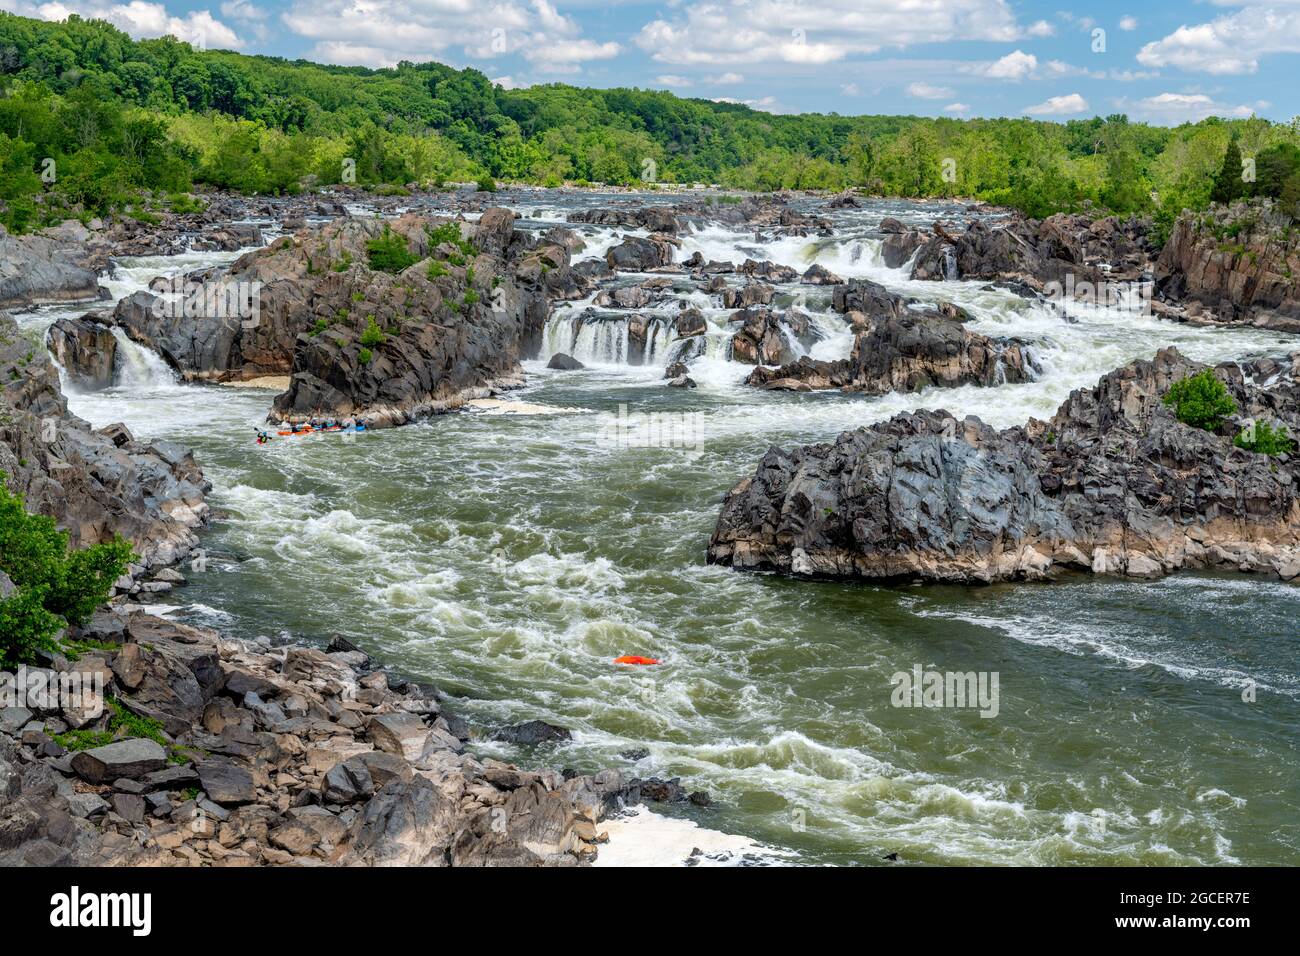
[709,348,1300,584]
[0,609,696,866]
[1,311,208,572]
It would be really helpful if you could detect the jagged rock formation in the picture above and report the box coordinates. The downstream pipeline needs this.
[96,210,584,426]
[1154,200,1300,332]
[728,307,806,365]
[745,279,1031,393]
[0,312,208,570]
[712,347,1300,583]
[901,213,1150,287]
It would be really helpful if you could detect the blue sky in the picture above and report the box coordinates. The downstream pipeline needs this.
[5,0,1298,124]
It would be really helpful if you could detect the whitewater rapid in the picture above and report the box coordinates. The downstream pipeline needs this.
[13,193,1300,866]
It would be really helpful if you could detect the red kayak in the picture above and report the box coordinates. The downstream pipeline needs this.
[614,655,661,665]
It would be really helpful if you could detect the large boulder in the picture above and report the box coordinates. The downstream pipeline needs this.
[0,224,103,310]
[713,348,1300,583]
[605,236,677,272]
[46,315,118,390]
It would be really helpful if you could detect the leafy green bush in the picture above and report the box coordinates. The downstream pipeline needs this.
[357,347,373,365]
[476,174,497,193]
[427,260,448,279]
[1162,369,1237,431]
[365,226,419,273]
[0,477,134,668]
[1234,420,1297,456]
[425,222,475,259]
[360,315,385,347]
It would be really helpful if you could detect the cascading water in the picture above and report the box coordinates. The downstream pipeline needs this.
[10,192,1299,867]
[941,245,959,281]
[111,328,177,389]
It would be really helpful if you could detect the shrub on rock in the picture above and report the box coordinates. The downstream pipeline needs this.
[0,477,133,667]
[1235,420,1297,456]
[365,226,419,274]
[1162,368,1237,431]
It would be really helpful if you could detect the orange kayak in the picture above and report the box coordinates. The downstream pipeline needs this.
[614,655,661,665]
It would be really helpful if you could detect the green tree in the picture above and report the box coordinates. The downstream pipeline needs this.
[0,477,134,667]
[1210,135,1246,205]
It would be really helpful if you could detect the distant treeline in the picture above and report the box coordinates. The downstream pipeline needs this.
[2,12,1299,239]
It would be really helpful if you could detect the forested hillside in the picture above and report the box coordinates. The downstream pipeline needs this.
[2,12,1299,238]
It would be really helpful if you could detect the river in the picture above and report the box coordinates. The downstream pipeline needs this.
[14,190,1300,866]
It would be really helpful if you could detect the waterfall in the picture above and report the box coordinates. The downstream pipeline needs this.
[941,245,959,281]
[543,313,677,366]
[111,328,177,389]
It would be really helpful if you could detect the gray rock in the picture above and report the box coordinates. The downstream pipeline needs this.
[491,720,572,745]
[70,739,168,784]
[196,758,257,805]
[0,707,34,736]
[366,713,430,761]
[712,347,1300,584]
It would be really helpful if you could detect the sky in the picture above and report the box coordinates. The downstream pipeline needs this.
[4,0,1299,124]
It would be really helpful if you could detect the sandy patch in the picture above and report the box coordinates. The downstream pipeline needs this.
[222,376,291,390]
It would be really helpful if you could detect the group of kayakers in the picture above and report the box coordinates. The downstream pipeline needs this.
[256,417,370,443]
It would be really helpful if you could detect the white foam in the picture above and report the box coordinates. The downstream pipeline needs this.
[593,805,786,867]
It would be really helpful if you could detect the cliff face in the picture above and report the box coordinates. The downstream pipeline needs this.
[1154,201,1300,331]
[0,312,209,571]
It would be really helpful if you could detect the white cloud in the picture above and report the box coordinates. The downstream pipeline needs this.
[907,81,954,99]
[1025,19,1055,37]
[1119,15,1138,31]
[981,49,1038,80]
[636,0,1024,66]
[220,0,264,20]
[1117,92,1258,123]
[707,72,745,84]
[283,0,617,73]
[1024,92,1090,116]
[30,1,243,48]
[712,95,780,111]
[656,74,692,87]
[1138,9,1300,75]
[943,102,971,114]
[841,82,860,95]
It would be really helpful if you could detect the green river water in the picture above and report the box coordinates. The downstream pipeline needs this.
[19,193,1299,865]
